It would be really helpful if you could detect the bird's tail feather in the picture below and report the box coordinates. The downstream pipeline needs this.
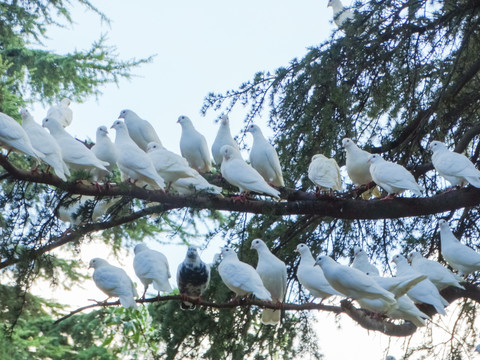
[261,309,281,325]
[152,279,172,293]
[119,295,137,309]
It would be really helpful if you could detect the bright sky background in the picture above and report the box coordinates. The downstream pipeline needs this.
[22,1,479,359]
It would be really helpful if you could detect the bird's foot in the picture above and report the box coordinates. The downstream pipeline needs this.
[232,194,248,203]
[380,193,397,200]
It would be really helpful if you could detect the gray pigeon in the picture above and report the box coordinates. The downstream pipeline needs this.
[89,257,138,309]
[133,243,172,298]
[118,109,162,151]
[178,115,212,173]
[211,114,239,166]
[246,124,284,187]
[176,246,211,310]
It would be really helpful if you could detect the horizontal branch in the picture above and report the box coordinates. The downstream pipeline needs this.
[1,155,480,221]
[52,283,480,337]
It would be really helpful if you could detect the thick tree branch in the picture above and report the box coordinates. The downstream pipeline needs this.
[0,204,174,270]
[2,155,480,222]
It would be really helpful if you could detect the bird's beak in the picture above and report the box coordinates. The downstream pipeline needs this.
[110,124,115,129]
[294,249,299,253]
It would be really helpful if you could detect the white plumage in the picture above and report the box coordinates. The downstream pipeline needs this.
[315,255,396,304]
[295,243,342,299]
[351,247,380,276]
[0,112,44,160]
[20,109,69,181]
[218,247,272,301]
[407,251,464,290]
[172,170,223,196]
[368,154,423,197]
[246,124,284,187]
[146,141,197,184]
[42,117,108,173]
[220,145,280,199]
[429,140,480,188]
[46,98,73,128]
[392,254,448,315]
[91,126,117,181]
[342,138,373,186]
[178,115,212,173]
[308,154,342,192]
[251,239,287,325]
[133,243,172,298]
[89,257,138,309]
[110,120,165,189]
[328,0,354,27]
[118,109,162,151]
[439,219,480,276]
[211,115,239,166]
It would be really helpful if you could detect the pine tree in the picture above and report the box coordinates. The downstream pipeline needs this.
[1,0,480,359]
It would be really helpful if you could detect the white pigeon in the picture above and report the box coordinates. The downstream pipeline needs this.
[178,115,212,173]
[0,112,44,160]
[89,257,138,309]
[295,243,343,299]
[218,247,272,301]
[146,141,197,184]
[357,272,428,315]
[118,109,162,151]
[328,0,354,27]
[177,246,211,310]
[388,295,431,327]
[392,254,448,315]
[368,154,423,197]
[429,140,480,188]
[46,98,73,128]
[91,197,121,222]
[314,255,396,304]
[439,219,480,276]
[475,344,480,353]
[91,126,118,181]
[251,239,287,325]
[172,170,223,196]
[110,120,165,189]
[133,243,172,298]
[407,251,464,290]
[351,247,380,276]
[308,154,342,193]
[342,138,374,186]
[220,145,280,199]
[211,114,239,166]
[20,109,70,181]
[246,124,284,187]
[42,117,109,173]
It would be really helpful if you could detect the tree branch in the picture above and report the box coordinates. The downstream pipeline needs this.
[2,155,480,223]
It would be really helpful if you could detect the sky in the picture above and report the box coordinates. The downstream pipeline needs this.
[22,1,478,359]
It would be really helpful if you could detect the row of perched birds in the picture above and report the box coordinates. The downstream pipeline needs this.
[89,219,480,326]
[1,99,479,202]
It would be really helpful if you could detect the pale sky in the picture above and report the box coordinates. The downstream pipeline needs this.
[22,1,476,359]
